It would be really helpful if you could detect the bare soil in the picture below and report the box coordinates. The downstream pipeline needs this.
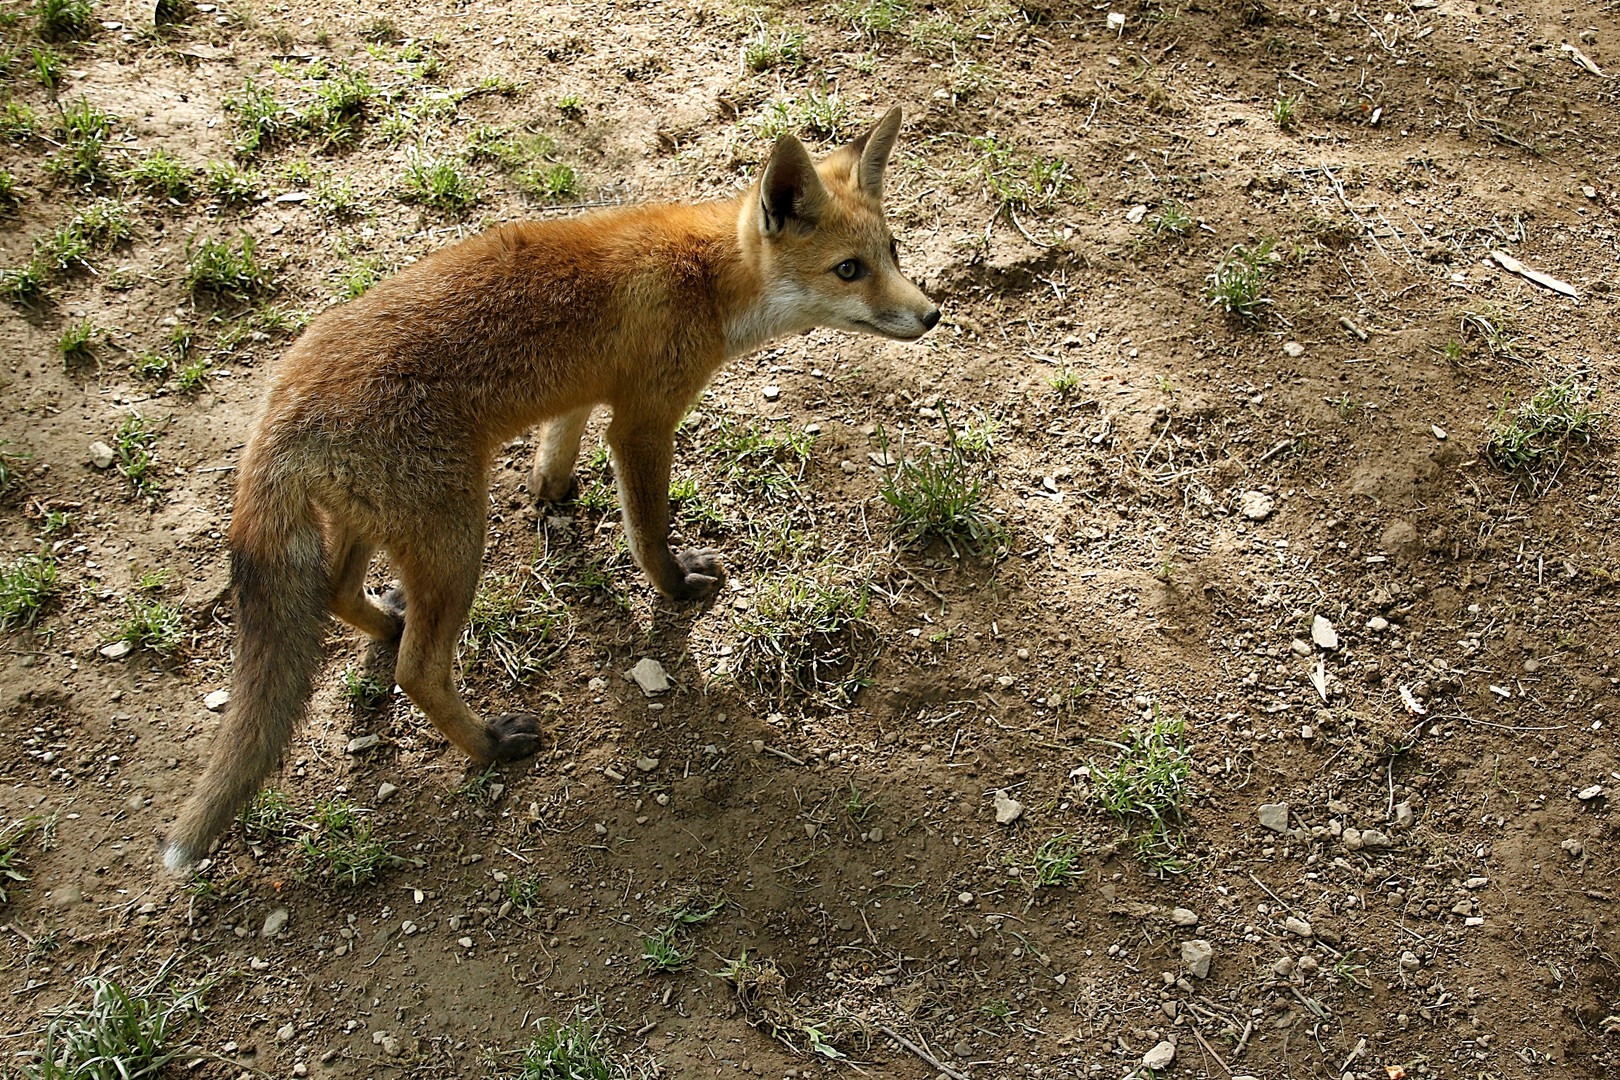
[3,0,1620,1077]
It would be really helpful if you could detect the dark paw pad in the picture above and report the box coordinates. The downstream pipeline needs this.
[487,712,544,762]
[669,547,725,601]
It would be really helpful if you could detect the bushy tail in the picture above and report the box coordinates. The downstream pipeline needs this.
[162,477,328,874]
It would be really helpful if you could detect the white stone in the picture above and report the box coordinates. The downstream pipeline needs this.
[1282,341,1305,357]
[99,640,133,660]
[762,385,781,401]
[204,689,230,711]
[1578,784,1604,801]
[1142,1040,1175,1070]
[628,658,671,695]
[1283,916,1313,937]
[1257,802,1289,834]
[1181,939,1214,979]
[1310,615,1339,650]
[993,789,1024,825]
[1125,203,1147,224]
[88,441,114,469]
[1239,490,1275,521]
[263,907,289,938]
[1170,907,1199,926]
[635,756,660,772]
[1359,828,1393,848]
[377,782,398,803]
[346,734,382,753]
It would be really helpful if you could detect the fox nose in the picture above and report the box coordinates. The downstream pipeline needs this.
[921,308,941,331]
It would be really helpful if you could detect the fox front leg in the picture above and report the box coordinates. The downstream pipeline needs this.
[606,418,723,601]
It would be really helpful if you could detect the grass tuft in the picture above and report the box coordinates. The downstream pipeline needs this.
[515,1012,624,1080]
[971,135,1071,210]
[399,148,481,213]
[1204,240,1275,320]
[460,574,566,683]
[1484,377,1603,489]
[185,233,274,298]
[298,798,395,886]
[730,574,878,709]
[112,413,160,498]
[121,148,194,201]
[1088,709,1191,877]
[36,0,95,42]
[877,409,1002,557]
[22,970,209,1079]
[119,596,184,653]
[0,552,58,631]
[744,25,805,72]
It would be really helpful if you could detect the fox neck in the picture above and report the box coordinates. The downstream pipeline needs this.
[720,190,816,357]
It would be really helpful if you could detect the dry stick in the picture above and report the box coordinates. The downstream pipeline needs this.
[1190,1025,1235,1075]
[1322,167,1392,263]
[878,1025,971,1080]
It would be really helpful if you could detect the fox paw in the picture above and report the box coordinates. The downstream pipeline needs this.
[668,547,725,602]
[530,471,578,504]
[487,713,544,763]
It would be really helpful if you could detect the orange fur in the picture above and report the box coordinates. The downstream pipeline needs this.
[162,107,937,873]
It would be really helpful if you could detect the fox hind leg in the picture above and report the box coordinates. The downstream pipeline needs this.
[389,526,542,764]
[530,406,593,504]
[328,532,403,644]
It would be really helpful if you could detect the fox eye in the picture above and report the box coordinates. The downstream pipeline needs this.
[834,258,865,282]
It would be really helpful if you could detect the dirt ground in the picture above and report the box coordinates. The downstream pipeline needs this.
[3,0,1620,1076]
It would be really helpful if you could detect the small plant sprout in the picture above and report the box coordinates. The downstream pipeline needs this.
[1204,240,1276,321]
[514,1011,621,1080]
[1149,201,1193,237]
[844,781,879,823]
[1049,368,1081,400]
[744,25,806,72]
[57,318,96,364]
[1272,93,1299,129]
[1030,834,1086,887]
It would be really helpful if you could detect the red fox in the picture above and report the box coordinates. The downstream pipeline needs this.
[162,107,939,873]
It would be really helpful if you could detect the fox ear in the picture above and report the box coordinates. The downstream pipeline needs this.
[760,134,827,236]
[851,106,902,199]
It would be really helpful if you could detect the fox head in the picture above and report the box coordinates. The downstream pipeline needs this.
[746,106,940,344]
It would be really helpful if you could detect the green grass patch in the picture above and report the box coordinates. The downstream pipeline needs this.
[753,86,851,143]
[298,798,395,886]
[744,25,805,72]
[514,1012,627,1080]
[239,787,295,840]
[204,160,260,204]
[730,574,878,709]
[876,409,1002,557]
[119,596,184,654]
[0,815,48,902]
[460,574,566,683]
[1088,710,1191,877]
[121,148,194,201]
[185,233,274,298]
[111,413,160,497]
[56,318,96,364]
[399,148,481,213]
[1484,376,1603,489]
[36,0,95,42]
[971,135,1072,210]
[20,970,209,1080]
[0,553,58,631]
[1205,240,1275,320]
[44,98,116,186]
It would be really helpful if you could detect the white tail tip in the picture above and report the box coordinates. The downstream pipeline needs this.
[161,843,196,876]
